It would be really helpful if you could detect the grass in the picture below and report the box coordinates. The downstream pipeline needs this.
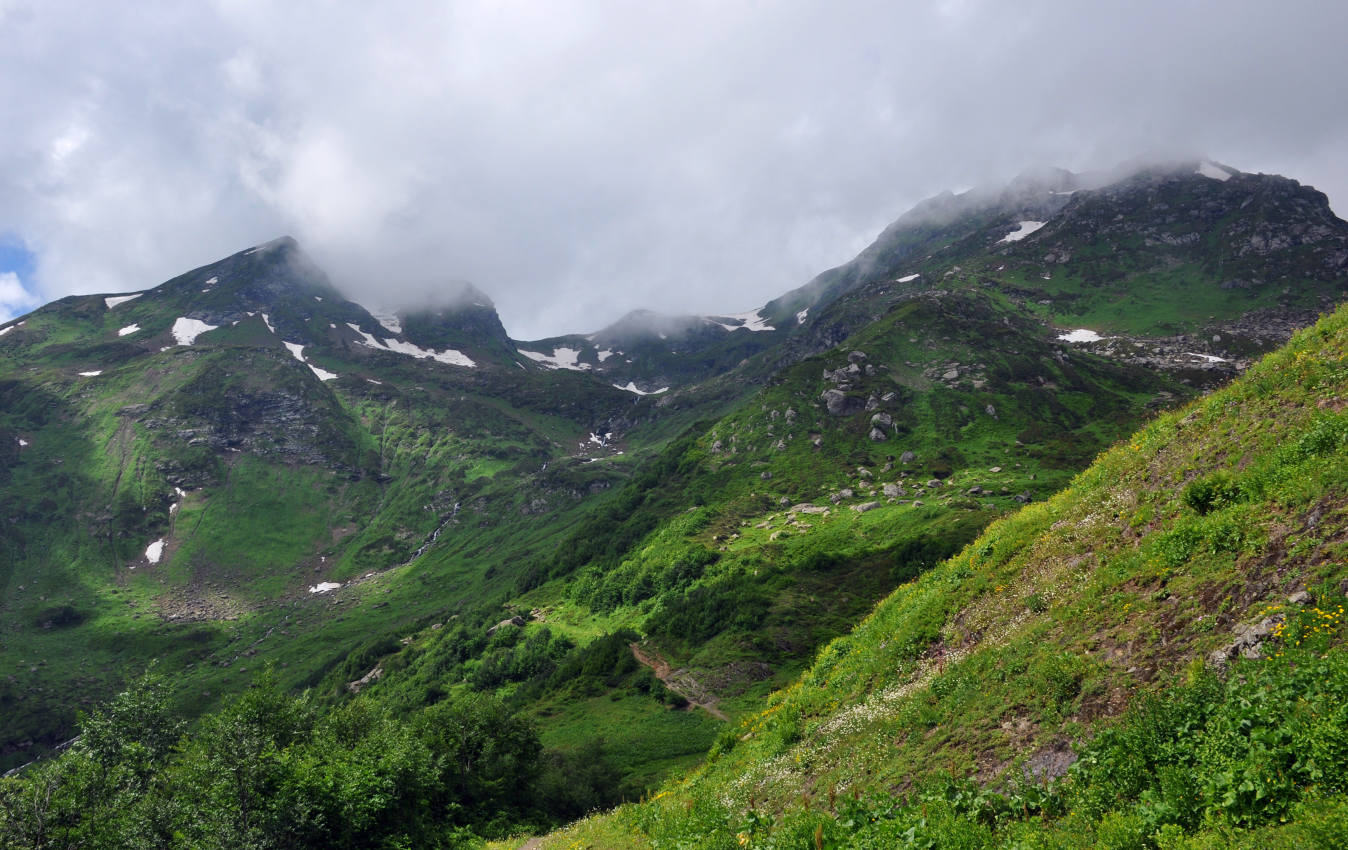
[523,299,1348,847]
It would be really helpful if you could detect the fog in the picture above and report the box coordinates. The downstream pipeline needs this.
[1,1,1346,336]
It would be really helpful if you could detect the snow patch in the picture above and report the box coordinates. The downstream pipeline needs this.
[1196,161,1232,181]
[596,348,614,362]
[171,317,218,345]
[897,273,921,283]
[309,365,339,381]
[314,296,323,302]
[796,309,809,323]
[614,382,669,396]
[0,325,14,337]
[1186,352,1228,363]
[380,338,476,367]
[519,347,588,370]
[203,276,218,286]
[145,539,164,564]
[309,581,341,593]
[17,438,28,447]
[705,310,775,332]
[260,313,275,334]
[283,341,306,362]
[371,312,402,334]
[78,370,102,377]
[117,324,140,337]
[588,433,607,447]
[1057,328,1106,343]
[347,323,475,367]
[366,378,382,385]
[999,221,1045,243]
[104,293,143,309]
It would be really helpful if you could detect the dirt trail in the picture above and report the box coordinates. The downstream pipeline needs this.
[630,643,729,722]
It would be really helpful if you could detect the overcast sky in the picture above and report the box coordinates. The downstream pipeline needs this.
[1,1,1346,337]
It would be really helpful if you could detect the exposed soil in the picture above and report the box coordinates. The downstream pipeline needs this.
[630,643,729,722]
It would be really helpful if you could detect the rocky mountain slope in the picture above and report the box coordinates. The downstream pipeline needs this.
[526,255,1348,850]
[0,158,1344,806]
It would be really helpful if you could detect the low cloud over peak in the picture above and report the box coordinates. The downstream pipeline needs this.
[0,1,1346,337]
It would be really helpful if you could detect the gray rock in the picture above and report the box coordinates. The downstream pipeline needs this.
[821,389,865,416]
[985,404,997,417]
[882,483,905,498]
[1208,616,1280,669]
[856,467,873,479]
[828,488,855,504]
[942,369,960,381]
[760,471,773,480]
[871,412,893,428]
[1288,590,1312,606]
[900,450,916,463]
[848,350,868,364]
[926,479,944,488]
[869,427,887,442]
[487,615,527,635]
[852,501,881,513]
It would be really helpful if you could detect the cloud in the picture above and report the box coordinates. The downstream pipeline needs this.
[0,1,1346,337]
[0,271,39,322]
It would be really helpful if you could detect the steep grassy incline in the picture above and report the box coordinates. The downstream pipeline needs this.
[527,303,1348,847]
[501,289,1182,702]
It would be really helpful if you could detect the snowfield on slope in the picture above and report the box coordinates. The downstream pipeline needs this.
[1197,161,1232,181]
[520,347,587,370]
[171,317,218,345]
[343,324,475,367]
[706,310,775,332]
[104,293,142,308]
[1058,328,1106,343]
[999,221,1045,243]
[614,382,669,395]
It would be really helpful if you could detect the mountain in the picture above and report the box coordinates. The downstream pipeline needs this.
[1,158,1345,843]
[529,260,1348,850]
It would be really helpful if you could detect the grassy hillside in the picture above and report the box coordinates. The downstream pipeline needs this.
[523,302,1348,847]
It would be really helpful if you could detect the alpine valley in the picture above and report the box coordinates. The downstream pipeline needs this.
[3,159,1348,848]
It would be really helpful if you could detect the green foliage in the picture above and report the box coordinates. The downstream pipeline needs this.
[0,669,640,848]
[645,573,771,645]
[1182,472,1243,516]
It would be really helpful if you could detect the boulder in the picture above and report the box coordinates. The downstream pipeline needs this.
[821,389,866,416]
[852,501,881,513]
[868,427,887,441]
[882,483,905,498]
[487,615,527,635]
[871,412,893,428]
[900,450,916,463]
